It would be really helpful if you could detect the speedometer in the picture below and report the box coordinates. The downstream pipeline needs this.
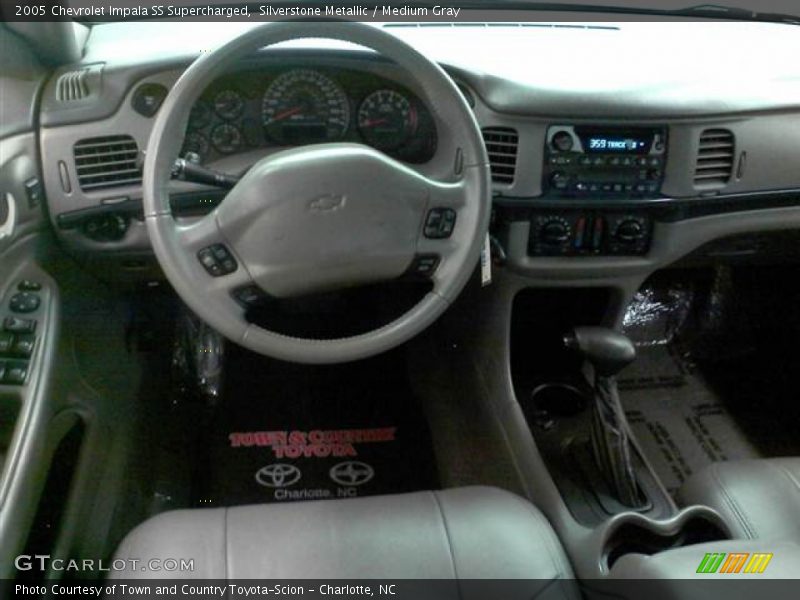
[261,69,349,145]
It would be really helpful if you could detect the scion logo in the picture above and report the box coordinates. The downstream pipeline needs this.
[308,193,346,213]
[255,463,301,488]
[329,461,374,487]
[696,552,773,574]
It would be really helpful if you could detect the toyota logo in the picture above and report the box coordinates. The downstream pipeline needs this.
[329,461,374,487]
[255,463,302,488]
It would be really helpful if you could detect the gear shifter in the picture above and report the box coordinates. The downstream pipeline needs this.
[564,327,644,508]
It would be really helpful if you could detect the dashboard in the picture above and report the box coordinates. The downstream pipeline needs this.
[180,67,436,165]
[34,20,800,285]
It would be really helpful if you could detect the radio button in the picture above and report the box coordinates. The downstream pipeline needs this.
[549,171,569,191]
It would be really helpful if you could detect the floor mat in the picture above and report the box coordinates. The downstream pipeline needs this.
[619,346,761,496]
[191,347,438,506]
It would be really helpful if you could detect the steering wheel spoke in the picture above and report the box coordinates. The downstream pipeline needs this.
[175,213,223,252]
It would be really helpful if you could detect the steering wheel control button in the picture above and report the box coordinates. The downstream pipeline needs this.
[2,361,28,386]
[232,285,269,307]
[3,316,36,334]
[17,280,42,292]
[9,292,41,313]
[409,255,440,277]
[424,208,457,239]
[197,244,238,277]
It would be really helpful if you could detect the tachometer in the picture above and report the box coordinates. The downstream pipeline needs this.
[357,89,418,151]
[262,69,349,145]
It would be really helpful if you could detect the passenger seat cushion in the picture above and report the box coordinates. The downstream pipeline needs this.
[111,486,578,589]
[679,458,800,541]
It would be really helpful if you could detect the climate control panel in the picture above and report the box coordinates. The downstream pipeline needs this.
[528,211,651,256]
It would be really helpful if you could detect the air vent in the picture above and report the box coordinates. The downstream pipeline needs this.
[482,127,519,185]
[56,69,91,102]
[74,135,141,191]
[694,129,735,188]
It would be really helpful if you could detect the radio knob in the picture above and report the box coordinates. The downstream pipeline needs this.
[540,219,571,245]
[615,219,644,243]
[549,170,569,191]
[551,131,574,152]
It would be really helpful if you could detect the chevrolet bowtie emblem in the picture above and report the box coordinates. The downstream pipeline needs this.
[308,193,346,212]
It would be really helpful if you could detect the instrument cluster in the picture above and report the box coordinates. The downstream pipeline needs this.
[181,67,437,164]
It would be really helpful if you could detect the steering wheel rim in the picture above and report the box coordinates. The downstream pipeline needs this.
[143,21,490,364]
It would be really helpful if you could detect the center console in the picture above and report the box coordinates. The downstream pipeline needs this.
[525,124,667,258]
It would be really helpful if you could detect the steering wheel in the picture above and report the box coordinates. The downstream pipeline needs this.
[143,21,490,364]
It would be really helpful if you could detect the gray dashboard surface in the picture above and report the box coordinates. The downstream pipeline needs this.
[78,19,800,118]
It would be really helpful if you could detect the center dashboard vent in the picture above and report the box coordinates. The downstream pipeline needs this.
[694,129,735,188]
[482,127,519,185]
[73,135,142,191]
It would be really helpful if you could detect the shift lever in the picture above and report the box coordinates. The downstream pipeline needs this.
[564,327,644,508]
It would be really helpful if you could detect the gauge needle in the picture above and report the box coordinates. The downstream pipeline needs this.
[361,118,388,128]
[270,106,302,123]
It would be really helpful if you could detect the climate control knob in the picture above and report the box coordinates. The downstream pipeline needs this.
[540,219,571,245]
[615,219,645,243]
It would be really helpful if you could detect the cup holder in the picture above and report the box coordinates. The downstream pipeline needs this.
[527,382,589,417]
[604,509,731,571]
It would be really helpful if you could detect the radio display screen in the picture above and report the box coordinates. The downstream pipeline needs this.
[586,136,648,153]
[576,127,658,154]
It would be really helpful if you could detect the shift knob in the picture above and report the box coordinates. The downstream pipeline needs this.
[564,326,636,377]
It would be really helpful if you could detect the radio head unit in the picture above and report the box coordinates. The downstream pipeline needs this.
[543,125,667,198]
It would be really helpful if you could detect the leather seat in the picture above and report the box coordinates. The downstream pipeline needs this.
[111,486,578,595]
[679,458,800,541]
